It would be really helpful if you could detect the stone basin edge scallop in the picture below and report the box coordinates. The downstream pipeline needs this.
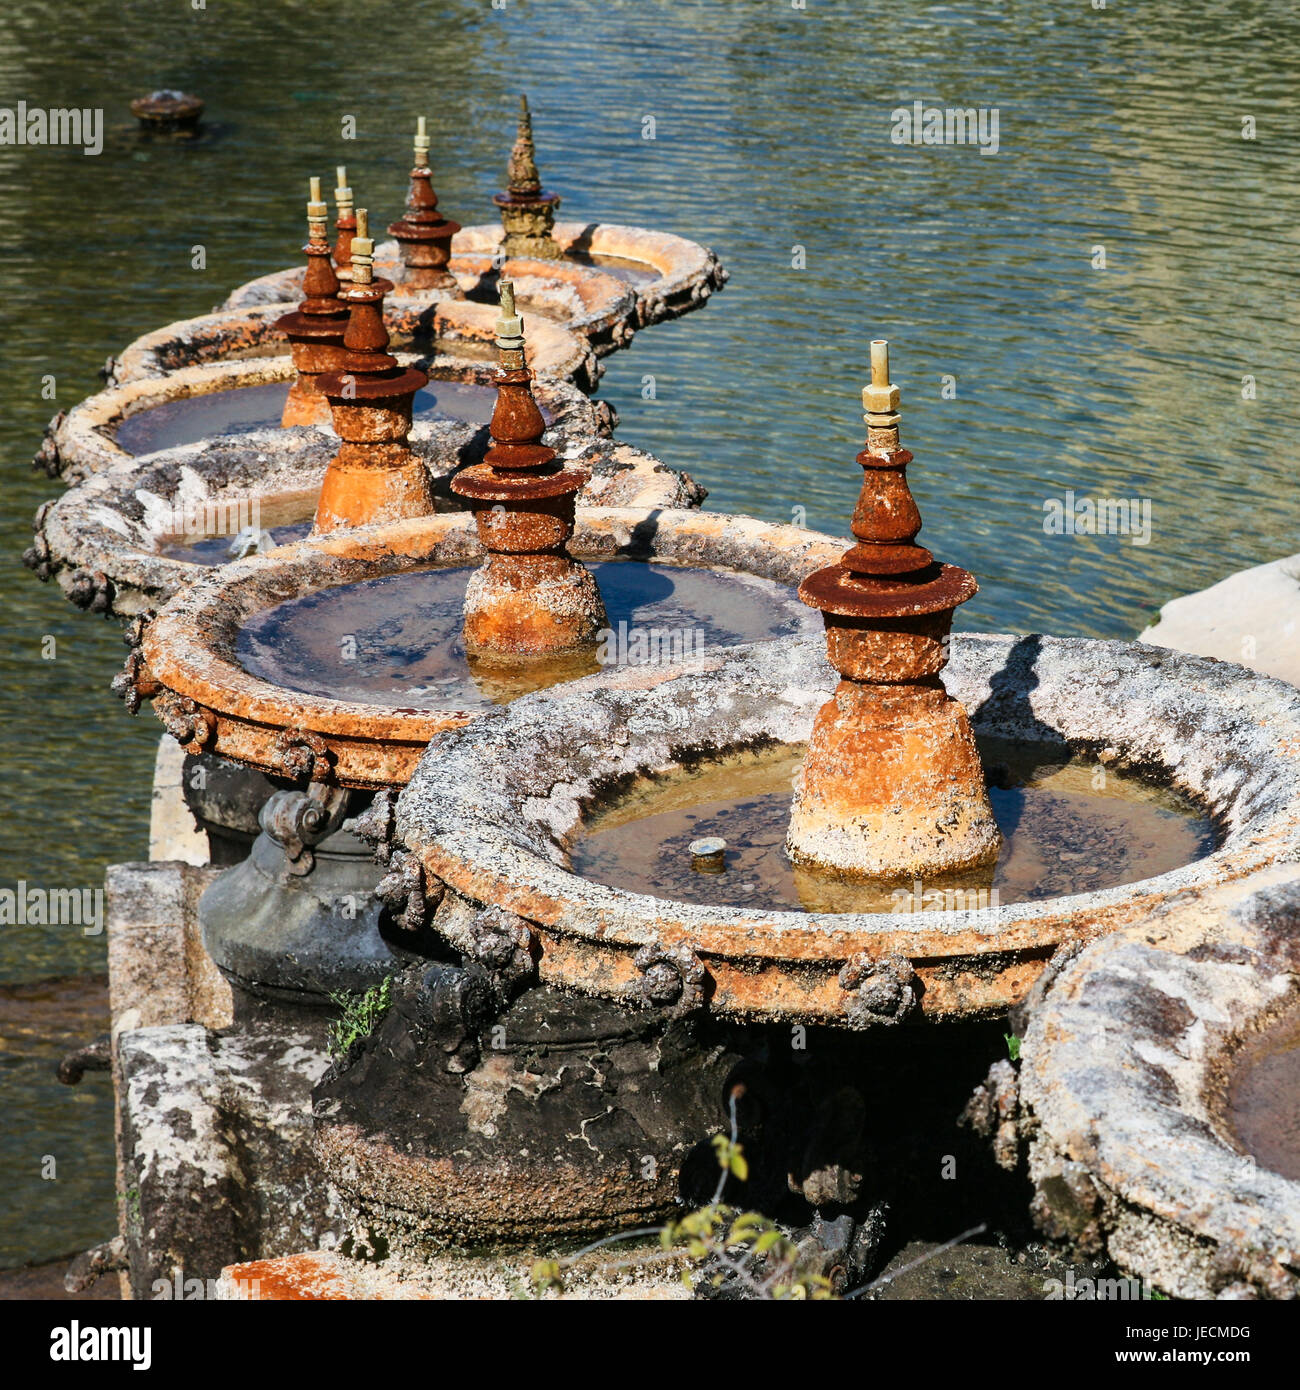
[124,509,846,788]
[393,632,1300,1025]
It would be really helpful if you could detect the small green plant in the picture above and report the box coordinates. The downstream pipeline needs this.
[529,1098,833,1300]
[1004,1032,1021,1061]
[327,976,393,1061]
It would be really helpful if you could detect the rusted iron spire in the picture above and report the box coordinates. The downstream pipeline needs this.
[494,95,563,261]
[275,176,351,427]
[387,116,461,293]
[450,279,606,658]
[313,207,434,533]
[333,165,356,282]
[787,341,1001,880]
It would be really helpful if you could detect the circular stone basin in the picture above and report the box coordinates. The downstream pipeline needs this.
[132,510,843,788]
[1019,874,1300,1299]
[113,378,516,456]
[237,558,817,711]
[219,248,637,358]
[222,223,727,338]
[106,297,597,390]
[47,319,598,485]
[28,426,701,617]
[393,632,1300,1026]
[571,739,1215,915]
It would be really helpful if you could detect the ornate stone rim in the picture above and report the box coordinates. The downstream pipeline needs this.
[220,243,635,354]
[1018,870,1300,1298]
[106,295,600,391]
[46,353,603,486]
[394,632,1300,1026]
[131,508,842,789]
[224,222,728,334]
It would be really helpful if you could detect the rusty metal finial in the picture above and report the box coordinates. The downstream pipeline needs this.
[387,117,461,294]
[494,94,563,261]
[507,94,542,196]
[495,278,525,365]
[313,205,433,533]
[449,276,606,657]
[786,343,1001,880]
[274,176,351,427]
[333,165,355,281]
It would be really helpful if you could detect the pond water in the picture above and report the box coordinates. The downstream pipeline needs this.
[3,0,1297,1267]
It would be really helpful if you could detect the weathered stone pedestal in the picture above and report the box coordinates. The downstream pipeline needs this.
[493,95,563,261]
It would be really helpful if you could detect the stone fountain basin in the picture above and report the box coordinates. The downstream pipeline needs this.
[1018,871,1300,1299]
[224,222,728,334]
[134,509,843,788]
[29,427,701,618]
[394,633,1300,1026]
[222,245,636,356]
[105,295,600,391]
[43,354,603,485]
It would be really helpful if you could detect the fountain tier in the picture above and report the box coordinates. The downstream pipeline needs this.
[392,632,1300,1025]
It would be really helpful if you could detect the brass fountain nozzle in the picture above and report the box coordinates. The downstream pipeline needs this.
[496,278,526,361]
[306,175,329,239]
[413,115,430,168]
[863,338,901,428]
[334,165,353,214]
[350,207,374,285]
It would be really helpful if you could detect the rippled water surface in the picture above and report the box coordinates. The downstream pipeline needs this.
[2,0,1297,1265]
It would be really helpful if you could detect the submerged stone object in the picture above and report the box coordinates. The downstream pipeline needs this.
[274,178,350,428]
[451,281,607,660]
[387,117,461,294]
[788,341,1001,879]
[130,89,204,135]
[392,631,1300,1025]
[315,209,434,533]
[1009,870,1300,1299]
[494,94,563,261]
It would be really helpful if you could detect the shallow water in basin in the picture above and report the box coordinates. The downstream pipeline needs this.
[114,378,510,455]
[571,740,1216,913]
[1226,1002,1300,1182]
[237,559,819,709]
